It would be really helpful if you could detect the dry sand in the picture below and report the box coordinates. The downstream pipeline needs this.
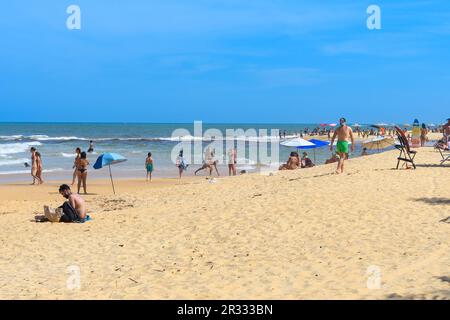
[0,146,448,299]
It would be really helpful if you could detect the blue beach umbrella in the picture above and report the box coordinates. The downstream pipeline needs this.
[298,139,330,162]
[93,153,127,194]
[308,139,330,147]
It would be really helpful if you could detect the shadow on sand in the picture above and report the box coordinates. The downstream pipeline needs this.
[413,197,450,206]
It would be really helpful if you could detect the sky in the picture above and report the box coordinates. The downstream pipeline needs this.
[0,0,449,124]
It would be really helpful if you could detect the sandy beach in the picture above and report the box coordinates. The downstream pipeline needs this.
[0,142,448,300]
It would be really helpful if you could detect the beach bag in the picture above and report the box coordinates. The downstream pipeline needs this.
[44,206,63,223]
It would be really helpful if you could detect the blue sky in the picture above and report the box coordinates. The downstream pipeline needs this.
[0,0,449,124]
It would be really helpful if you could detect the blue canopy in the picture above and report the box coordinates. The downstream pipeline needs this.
[94,153,127,170]
[308,139,330,147]
[296,139,330,149]
[296,139,330,163]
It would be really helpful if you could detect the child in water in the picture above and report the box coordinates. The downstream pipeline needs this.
[145,152,154,182]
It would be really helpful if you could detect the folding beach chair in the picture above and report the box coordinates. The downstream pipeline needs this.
[434,140,450,165]
[394,126,417,169]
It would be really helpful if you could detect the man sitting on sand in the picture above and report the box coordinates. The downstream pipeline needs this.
[38,185,88,223]
[57,184,87,222]
[35,184,90,222]
[330,117,355,174]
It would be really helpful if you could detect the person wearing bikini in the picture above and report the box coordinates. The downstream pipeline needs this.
[76,151,90,194]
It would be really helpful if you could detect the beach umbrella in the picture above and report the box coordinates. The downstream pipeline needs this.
[375,123,388,126]
[281,138,315,164]
[328,123,337,127]
[304,139,330,162]
[93,153,127,195]
[280,137,315,148]
[362,137,395,152]
[309,139,330,147]
[319,123,328,127]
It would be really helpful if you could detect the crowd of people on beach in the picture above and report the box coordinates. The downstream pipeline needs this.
[28,117,450,188]
[28,118,450,188]
[28,117,449,223]
[279,117,355,174]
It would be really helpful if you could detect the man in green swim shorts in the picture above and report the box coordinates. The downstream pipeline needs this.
[330,117,355,174]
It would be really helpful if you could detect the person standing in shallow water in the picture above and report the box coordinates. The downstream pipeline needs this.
[35,152,44,184]
[145,152,154,182]
[30,147,41,185]
[71,147,81,186]
[76,152,89,194]
[330,117,355,174]
[176,150,188,179]
[227,147,237,176]
[87,140,94,153]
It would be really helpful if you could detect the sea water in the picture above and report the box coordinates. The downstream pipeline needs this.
[0,122,375,182]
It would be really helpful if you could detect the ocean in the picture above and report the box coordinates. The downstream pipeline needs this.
[0,122,375,182]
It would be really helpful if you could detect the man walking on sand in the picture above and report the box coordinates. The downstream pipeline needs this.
[330,117,354,174]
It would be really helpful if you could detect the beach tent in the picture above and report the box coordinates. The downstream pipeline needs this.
[93,153,127,195]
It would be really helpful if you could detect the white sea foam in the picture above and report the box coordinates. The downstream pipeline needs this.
[0,135,24,140]
[61,153,77,158]
[0,134,290,143]
[0,168,64,175]
[30,135,88,141]
[0,142,42,155]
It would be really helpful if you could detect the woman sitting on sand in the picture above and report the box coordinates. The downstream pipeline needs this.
[279,152,300,170]
[76,152,89,194]
[301,152,314,168]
